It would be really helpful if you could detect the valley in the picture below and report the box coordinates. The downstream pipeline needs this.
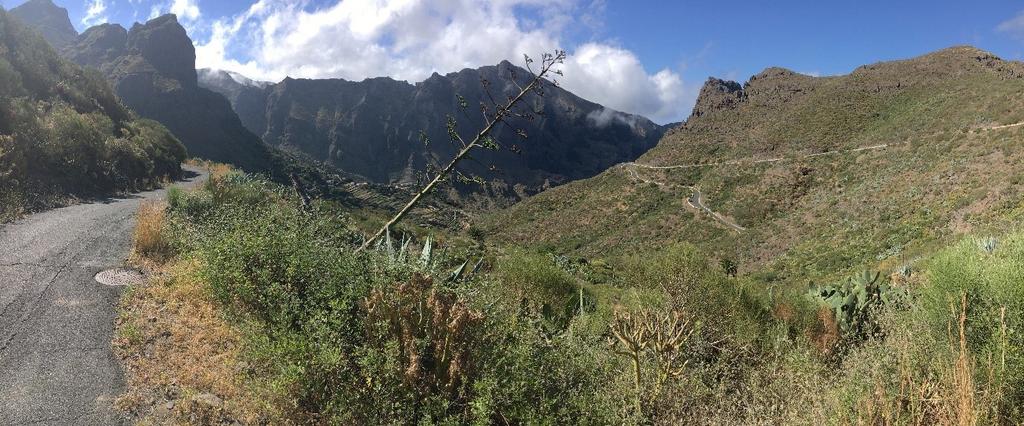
[0,0,1023,424]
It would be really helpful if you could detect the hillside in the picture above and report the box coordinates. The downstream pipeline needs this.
[0,8,185,221]
[11,0,276,172]
[485,46,1024,283]
[200,62,667,199]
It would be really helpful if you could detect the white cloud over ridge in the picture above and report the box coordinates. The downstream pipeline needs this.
[82,0,108,26]
[149,0,200,25]
[193,0,690,124]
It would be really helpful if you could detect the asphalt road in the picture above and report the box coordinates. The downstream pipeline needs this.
[686,189,746,232]
[0,167,205,425]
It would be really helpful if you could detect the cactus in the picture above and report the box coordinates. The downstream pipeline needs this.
[806,270,901,341]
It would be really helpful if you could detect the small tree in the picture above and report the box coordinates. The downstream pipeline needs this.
[359,50,566,251]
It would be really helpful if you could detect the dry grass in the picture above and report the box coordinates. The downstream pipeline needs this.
[850,293,1010,426]
[132,201,172,264]
[114,259,273,424]
[186,158,233,182]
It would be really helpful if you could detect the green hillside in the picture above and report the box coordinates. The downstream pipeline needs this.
[0,8,185,221]
[485,46,1024,284]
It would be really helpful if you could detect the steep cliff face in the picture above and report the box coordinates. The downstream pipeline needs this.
[63,23,127,70]
[202,60,668,192]
[8,0,75,49]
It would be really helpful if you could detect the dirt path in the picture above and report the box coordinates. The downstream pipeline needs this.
[0,167,206,425]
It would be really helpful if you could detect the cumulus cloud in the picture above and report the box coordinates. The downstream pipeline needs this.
[82,0,108,26]
[149,0,201,24]
[997,11,1024,39]
[561,43,689,124]
[170,0,201,22]
[194,0,689,123]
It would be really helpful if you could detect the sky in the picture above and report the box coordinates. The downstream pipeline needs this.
[5,0,1024,124]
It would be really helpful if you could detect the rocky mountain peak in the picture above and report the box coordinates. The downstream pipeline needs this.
[127,14,197,86]
[690,77,745,119]
[9,0,77,49]
[64,23,127,70]
[749,66,798,82]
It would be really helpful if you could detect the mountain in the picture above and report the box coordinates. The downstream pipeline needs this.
[0,7,185,221]
[484,46,1024,283]
[8,0,75,49]
[10,0,276,172]
[200,63,667,197]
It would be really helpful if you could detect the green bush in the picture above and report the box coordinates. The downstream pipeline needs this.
[0,9,184,221]
[495,250,582,329]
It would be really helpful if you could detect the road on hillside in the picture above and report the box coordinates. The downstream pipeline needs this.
[0,167,206,425]
[686,189,747,232]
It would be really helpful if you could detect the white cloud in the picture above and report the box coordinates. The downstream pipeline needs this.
[194,0,689,124]
[82,0,108,26]
[149,0,201,24]
[997,11,1024,39]
[560,43,690,124]
[170,0,201,22]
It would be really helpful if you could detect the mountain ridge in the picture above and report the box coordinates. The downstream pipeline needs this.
[485,45,1024,283]
[200,60,669,197]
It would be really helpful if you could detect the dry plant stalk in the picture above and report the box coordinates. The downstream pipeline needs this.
[365,273,485,400]
[952,292,975,426]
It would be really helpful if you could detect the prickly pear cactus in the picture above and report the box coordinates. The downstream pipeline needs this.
[806,270,900,340]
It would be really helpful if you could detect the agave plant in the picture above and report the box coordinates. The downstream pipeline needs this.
[372,228,480,283]
[978,236,998,254]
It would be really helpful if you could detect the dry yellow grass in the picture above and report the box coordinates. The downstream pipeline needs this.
[185,158,233,182]
[132,201,172,264]
[114,259,272,424]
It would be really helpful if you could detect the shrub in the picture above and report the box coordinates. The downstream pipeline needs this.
[495,250,582,329]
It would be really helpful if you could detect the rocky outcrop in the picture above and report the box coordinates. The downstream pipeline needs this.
[201,62,667,192]
[743,67,816,105]
[8,0,75,49]
[16,10,275,171]
[125,15,197,86]
[690,77,745,119]
[62,23,127,71]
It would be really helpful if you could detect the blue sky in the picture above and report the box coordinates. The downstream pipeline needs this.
[6,0,1024,124]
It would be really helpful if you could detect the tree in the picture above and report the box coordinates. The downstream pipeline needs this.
[359,50,566,251]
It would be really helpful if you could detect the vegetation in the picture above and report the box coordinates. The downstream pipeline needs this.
[485,46,1024,286]
[0,9,185,222]
[120,167,1022,424]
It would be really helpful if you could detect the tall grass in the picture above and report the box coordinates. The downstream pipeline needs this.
[132,201,172,263]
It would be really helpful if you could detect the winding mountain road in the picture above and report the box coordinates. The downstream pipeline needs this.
[686,189,747,232]
[623,120,1024,233]
[0,167,205,425]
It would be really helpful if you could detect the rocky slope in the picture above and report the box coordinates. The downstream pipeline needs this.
[200,62,668,197]
[485,46,1024,283]
[11,0,275,172]
[8,0,74,49]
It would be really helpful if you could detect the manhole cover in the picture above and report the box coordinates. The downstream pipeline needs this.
[95,268,145,287]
